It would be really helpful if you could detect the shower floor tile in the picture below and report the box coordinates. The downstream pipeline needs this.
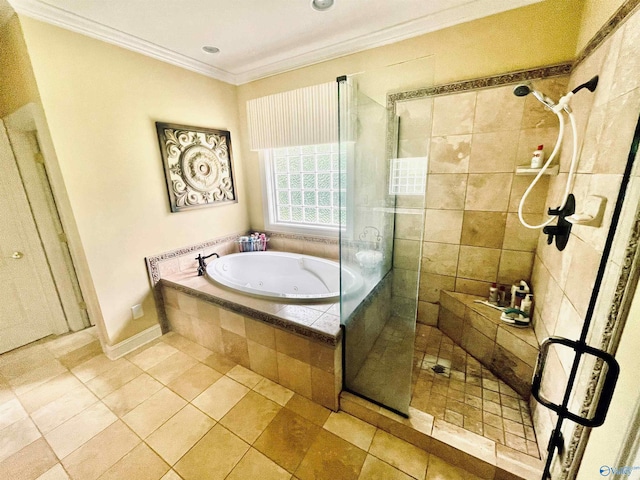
[412,325,540,458]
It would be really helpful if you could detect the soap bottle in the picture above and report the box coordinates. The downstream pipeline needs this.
[489,283,498,305]
[514,286,527,308]
[521,294,533,316]
[531,145,545,168]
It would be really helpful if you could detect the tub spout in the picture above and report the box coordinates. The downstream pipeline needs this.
[196,252,219,276]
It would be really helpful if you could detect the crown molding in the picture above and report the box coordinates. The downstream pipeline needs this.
[233,0,541,84]
[9,0,238,84]
[9,0,540,85]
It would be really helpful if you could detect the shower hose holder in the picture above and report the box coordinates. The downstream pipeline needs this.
[543,194,575,251]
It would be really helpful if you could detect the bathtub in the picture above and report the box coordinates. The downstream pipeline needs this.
[205,251,361,301]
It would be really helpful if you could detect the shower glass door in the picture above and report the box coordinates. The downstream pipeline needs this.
[338,56,434,415]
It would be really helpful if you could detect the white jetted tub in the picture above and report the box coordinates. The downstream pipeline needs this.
[205,251,362,301]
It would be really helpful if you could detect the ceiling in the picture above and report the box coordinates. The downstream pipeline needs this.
[6,0,541,85]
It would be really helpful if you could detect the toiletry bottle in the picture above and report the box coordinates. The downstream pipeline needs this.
[489,283,498,305]
[531,145,545,169]
[521,294,533,316]
[498,286,506,307]
[510,283,518,308]
[514,286,526,308]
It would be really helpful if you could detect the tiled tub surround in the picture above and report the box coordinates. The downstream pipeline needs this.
[161,271,342,411]
[437,292,538,399]
[146,231,340,331]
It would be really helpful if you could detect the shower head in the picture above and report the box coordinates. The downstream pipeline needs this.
[513,84,533,97]
[513,83,556,108]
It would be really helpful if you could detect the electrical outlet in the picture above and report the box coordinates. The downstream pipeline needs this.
[131,304,144,319]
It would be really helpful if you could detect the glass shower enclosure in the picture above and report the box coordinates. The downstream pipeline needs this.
[337,58,433,415]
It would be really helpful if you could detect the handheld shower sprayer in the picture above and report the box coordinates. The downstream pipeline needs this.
[512,83,556,109]
[513,76,599,232]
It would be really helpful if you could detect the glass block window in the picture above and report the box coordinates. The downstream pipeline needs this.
[264,143,345,231]
[389,157,427,195]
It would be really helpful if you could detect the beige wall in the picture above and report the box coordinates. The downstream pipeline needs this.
[0,15,40,117]
[576,0,628,52]
[19,17,250,345]
[236,0,584,231]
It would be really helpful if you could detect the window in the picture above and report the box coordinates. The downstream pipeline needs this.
[261,143,346,235]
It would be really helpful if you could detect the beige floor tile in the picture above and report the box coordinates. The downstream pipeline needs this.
[36,464,71,480]
[146,404,215,465]
[31,385,98,433]
[192,376,249,421]
[254,378,295,406]
[0,437,58,480]
[295,429,367,480]
[357,455,414,480]
[425,454,483,480]
[85,359,143,398]
[61,421,139,480]
[174,425,249,480]
[11,361,68,396]
[0,417,42,463]
[146,351,198,385]
[58,341,103,370]
[17,372,83,413]
[44,402,117,459]
[160,470,182,480]
[0,398,28,430]
[122,388,186,439]
[285,394,331,426]
[174,341,214,362]
[98,442,170,480]
[202,352,237,374]
[45,332,96,359]
[369,429,429,480]
[254,408,322,473]
[102,373,163,417]
[226,365,264,388]
[167,363,222,401]
[129,343,180,371]
[226,448,291,480]
[323,412,376,451]
[0,346,56,380]
[71,355,117,383]
[220,391,281,444]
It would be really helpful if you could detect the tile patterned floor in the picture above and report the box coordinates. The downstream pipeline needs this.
[412,325,540,458]
[0,327,488,480]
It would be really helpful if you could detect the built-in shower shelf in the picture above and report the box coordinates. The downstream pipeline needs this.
[515,165,559,176]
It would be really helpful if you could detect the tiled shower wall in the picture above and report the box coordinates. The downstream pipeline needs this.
[528,5,640,465]
[392,76,570,326]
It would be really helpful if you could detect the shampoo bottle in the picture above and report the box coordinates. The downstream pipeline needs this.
[489,283,498,305]
[531,145,545,168]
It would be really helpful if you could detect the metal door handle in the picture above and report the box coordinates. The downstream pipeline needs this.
[11,252,24,259]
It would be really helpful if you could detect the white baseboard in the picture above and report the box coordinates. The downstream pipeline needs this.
[103,324,163,360]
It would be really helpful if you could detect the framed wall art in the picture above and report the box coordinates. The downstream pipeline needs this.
[155,122,237,212]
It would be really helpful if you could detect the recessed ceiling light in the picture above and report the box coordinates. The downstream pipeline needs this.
[310,0,334,11]
[202,46,220,54]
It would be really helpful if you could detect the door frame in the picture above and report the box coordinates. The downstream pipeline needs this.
[3,103,106,342]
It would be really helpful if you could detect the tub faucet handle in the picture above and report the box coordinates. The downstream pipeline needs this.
[196,252,219,276]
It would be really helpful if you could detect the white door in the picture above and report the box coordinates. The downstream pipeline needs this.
[0,121,67,353]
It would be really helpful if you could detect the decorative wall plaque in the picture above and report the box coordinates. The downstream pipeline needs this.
[156,122,237,212]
